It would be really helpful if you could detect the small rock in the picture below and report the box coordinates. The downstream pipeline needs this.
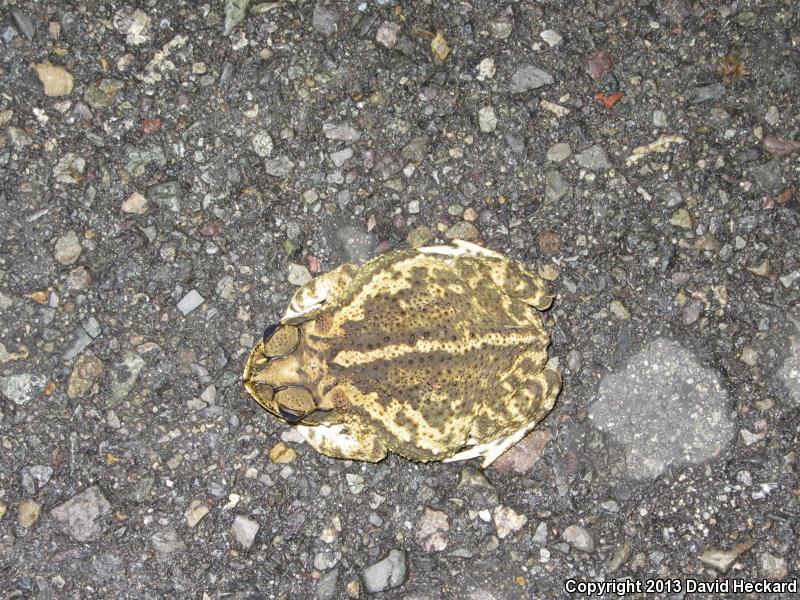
[445,221,479,240]
[670,208,693,229]
[330,147,353,167]
[67,351,104,398]
[759,552,788,579]
[415,508,450,552]
[33,62,74,96]
[540,30,562,47]
[314,551,340,571]
[302,190,319,204]
[21,465,53,495]
[585,49,613,81]
[146,180,182,211]
[231,515,260,550]
[361,549,407,594]
[408,225,434,248]
[83,79,124,109]
[401,136,429,163]
[750,161,783,193]
[688,83,726,104]
[653,110,668,128]
[532,521,548,546]
[316,568,339,600]
[563,524,594,553]
[185,500,210,528]
[476,57,496,81]
[108,350,146,404]
[151,528,187,557]
[478,106,497,132]
[322,123,360,142]
[345,473,364,495]
[53,153,86,185]
[11,8,35,40]
[287,263,313,286]
[265,155,295,177]
[575,145,611,170]
[251,132,273,158]
[491,430,552,474]
[18,499,41,528]
[268,442,297,464]
[121,192,148,214]
[698,540,756,574]
[740,346,758,366]
[177,290,205,315]
[609,300,630,320]
[51,486,111,542]
[682,299,703,325]
[431,31,450,62]
[493,505,527,539]
[547,143,571,162]
[510,65,554,93]
[376,21,401,49]
[537,230,561,255]
[488,12,513,39]
[54,230,82,265]
[0,373,46,405]
[311,4,339,36]
[545,170,569,202]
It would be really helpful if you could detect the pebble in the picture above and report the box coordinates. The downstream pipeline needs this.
[547,142,571,162]
[51,486,111,542]
[251,132,273,158]
[575,145,611,170]
[682,299,703,325]
[609,300,630,320]
[268,442,297,464]
[401,136,429,163]
[146,180,182,211]
[764,105,780,126]
[670,208,693,229]
[113,7,151,45]
[566,349,583,372]
[11,8,35,40]
[322,123,360,142]
[376,21,401,49]
[33,62,74,96]
[54,230,83,265]
[445,221,479,239]
[330,147,353,167]
[740,346,758,366]
[759,553,788,579]
[83,79,123,109]
[345,473,364,495]
[698,540,755,573]
[18,499,41,528]
[478,106,497,132]
[653,110,668,128]
[488,13,513,39]
[0,373,46,405]
[151,528,187,558]
[312,5,340,36]
[510,65,554,93]
[361,549,407,594]
[492,430,552,474]
[125,145,166,177]
[67,351,105,398]
[532,521,548,546]
[185,500,210,528]
[415,508,450,552]
[314,551,340,571]
[316,568,339,600]
[688,83,726,104]
[121,192,148,214]
[231,515,260,550]
[545,170,569,202]
[750,161,783,193]
[53,153,86,185]
[493,505,527,539]
[21,465,53,495]
[476,57,496,81]
[302,190,319,204]
[408,225,434,247]
[287,263,313,286]
[109,350,145,404]
[265,155,295,177]
[177,290,205,315]
[562,524,594,553]
[540,30,562,47]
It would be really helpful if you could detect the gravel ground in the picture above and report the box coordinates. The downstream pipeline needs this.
[1,1,799,599]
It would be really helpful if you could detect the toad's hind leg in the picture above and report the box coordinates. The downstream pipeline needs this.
[284,263,358,319]
[296,423,388,462]
[445,367,561,468]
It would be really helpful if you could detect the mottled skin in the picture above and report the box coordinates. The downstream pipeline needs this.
[243,240,561,467]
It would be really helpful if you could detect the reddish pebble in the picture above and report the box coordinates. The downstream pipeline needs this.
[198,220,222,236]
[143,118,162,134]
[537,230,562,255]
[594,91,624,109]
[307,255,322,273]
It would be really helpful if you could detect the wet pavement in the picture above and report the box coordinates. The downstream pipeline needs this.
[0,1,798,598]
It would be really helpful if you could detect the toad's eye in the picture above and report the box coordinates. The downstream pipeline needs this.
[274,386,316,423]
[278,407,305,424]
[261,323,300,358]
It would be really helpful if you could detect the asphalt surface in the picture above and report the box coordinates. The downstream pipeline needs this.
[1,1,799,599]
